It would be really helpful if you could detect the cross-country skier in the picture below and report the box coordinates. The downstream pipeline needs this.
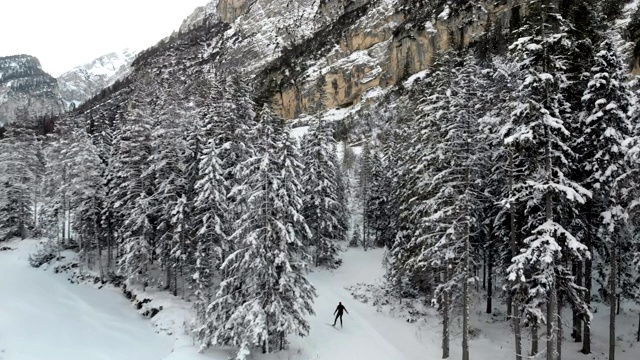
[332,302,348,327]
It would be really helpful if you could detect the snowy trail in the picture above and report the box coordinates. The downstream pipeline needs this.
[0,240,173,360]
[276,248,436,360]
[301,281,409,360]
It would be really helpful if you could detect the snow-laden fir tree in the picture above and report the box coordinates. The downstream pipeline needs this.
[203,105,315,358]
[110,102,157,288]
[349,225,361,247]
[580,38,636,360]
[192,78,230,341]
[0,122,43,241]
[412,55,491,360]
[148,92,196,296]
[476,57,526,358]
[358,140,372,250]
[53,126,107,276]
[506,3,591,359]
[385,52,458,305]
[366,140,395,248]
[301,117,346,267]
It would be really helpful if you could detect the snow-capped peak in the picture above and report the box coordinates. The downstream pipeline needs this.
[57,49,137,109]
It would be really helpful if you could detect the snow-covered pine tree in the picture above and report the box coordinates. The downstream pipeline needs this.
[301,117,345,267]
[110,101,157,288]
[385,51,457,308]
[580,38,636,360]
[217,73,258,253]
[148,92,195,296]
[0,122,41,240]
[203,105,315,358]
[349,225,361,247]
[506,3,591,359]
[331,149,349,245]
[412,55,491,360]
[478,57,526,358]
[63,128,107,275]
[561,1,604,350]
[359,140,372,250]
[366,141,394,248]
[192,77,230,339]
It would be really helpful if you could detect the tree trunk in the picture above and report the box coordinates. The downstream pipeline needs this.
[582,247,592,354]
[280,331,284,351]
[557,294,562,360]
[483,247,486,290]
[610,243,617,360]
[165,262,171,291]
[513,301,522,360]
[486,244,493,314]
[532,322,539,357]
[363,199,368,252]
[33,180,38,230]
[106,215,113,271]
[508,150,522,360]
[62,199,67,244]
[96,220,104,282]
[547,287,557,360]
[462,223,470,360]
[442,266,450,359]
[573,260,583,342]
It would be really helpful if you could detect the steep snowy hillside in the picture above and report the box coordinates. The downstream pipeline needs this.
[57,49,137,108]
[0,55,63,125]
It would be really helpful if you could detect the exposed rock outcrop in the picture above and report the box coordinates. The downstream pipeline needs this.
[265,0,524,118]
[66,0,530,123]
[0,55,64,125]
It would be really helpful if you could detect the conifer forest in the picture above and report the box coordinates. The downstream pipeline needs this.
[2,1,640,360]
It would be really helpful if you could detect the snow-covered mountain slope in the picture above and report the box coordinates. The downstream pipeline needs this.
[57,49,137,108]
[0,49,135,125]
[0,55,64,125]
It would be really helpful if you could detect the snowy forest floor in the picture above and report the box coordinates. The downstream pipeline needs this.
[2,238,640,360]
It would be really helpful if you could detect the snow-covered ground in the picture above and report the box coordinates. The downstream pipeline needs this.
[0,239,173,360]
[2,239,639,360]
[272,248,435,360]
[0,239,430,360]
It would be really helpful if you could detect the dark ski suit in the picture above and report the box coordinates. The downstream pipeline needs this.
[333,303,348,326]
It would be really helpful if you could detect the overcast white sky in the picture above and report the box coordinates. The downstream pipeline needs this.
[0,0,210,76]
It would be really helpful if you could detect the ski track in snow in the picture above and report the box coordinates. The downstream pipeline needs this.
[271,248,434,360]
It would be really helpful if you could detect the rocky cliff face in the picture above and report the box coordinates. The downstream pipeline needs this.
[57,49,137,109]
[68,0,541,127]
[73,1,527,121]
[0,55,64,125]
[259,0,523,118]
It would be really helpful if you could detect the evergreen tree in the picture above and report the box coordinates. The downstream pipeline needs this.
[0,123,42,240]
[581,38,636,360]
[301,118,345,267]
[359,140,372,250]
[203,105,315,358]
[506,3,591,359]
[110,104,156,287]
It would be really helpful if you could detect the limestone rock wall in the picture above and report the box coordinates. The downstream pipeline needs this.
[265,0,525,118]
